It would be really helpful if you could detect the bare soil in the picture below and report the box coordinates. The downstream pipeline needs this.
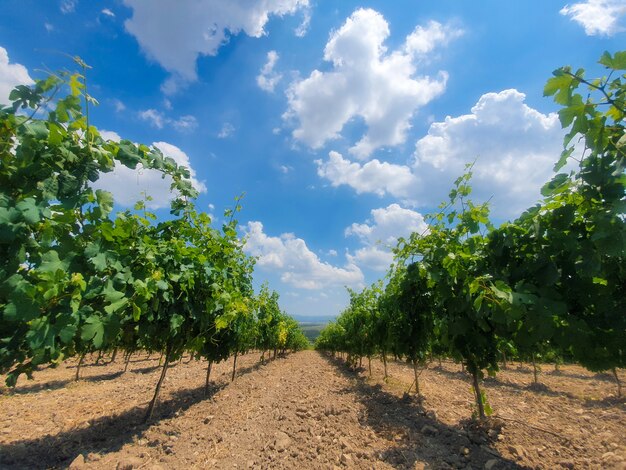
[0,351,624,469]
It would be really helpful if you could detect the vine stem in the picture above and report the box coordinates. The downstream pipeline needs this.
[144,343,172,423]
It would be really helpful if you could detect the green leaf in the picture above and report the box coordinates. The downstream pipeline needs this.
[96,189,115,217]
[117,142,141,168]
[3,296,39,322]
[104,297,128,315]
[170,313,184,332]
[58,322,77,344]
[599,50,626,70]
[81,316,105,348]
[16,198,40,225]
[69,74,84,96]
[48,122,65,146]
[38,250,66,274]
[541,173,570,197]
[544,72,575,104]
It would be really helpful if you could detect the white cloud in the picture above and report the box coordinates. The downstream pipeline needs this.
[111,98,126,112]
[316,90,566,219]
[284,9,460,159]
[346,204,427,271]
[218,122,235,138]
[243,221,364,290]
[60,0,77,14]
[45,23,54,32]
[257,50,282,93]
[412,89,564,216]
[138,108,198,133]
[139,108,165,128]
[560,0,626,36]
[404,20,464,56]
[346,204,428,246]
[172,115,198,132]
[294,8,311,37]
[316,150,417,198]
[0,47,34,105]
[123,0,309,89]
[160,75,188,96]
[99,130,122,142]
[93,135,207,209]
[348,247,393,272]
[101,8,115,18]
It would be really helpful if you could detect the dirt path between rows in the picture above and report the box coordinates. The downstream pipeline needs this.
[1,350,624,469]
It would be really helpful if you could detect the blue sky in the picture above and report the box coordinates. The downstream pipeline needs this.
[1,0,624,318]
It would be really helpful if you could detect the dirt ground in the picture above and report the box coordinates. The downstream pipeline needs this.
[0,350,624,469]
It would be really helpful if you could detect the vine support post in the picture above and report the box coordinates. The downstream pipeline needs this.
[532,354,539,384]
[501,351,507,370]
[368,356,372,377]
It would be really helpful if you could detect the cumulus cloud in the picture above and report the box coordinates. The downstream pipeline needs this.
[0,47,34,105]
[316,90,566,219]
[346,204,427,271]
[404,20,464,56]
[123,0,309,91]
[243,221,364,290]
[284,9,460,159]
[560,0,626,36]
[316,151,417,198]
[93,133,207,209]
[257,50,282,92]
[412,89,564,216]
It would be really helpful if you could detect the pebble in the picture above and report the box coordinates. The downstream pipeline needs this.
[68,454,86,470]
[274,431,291,452]
[340,453,353,466]
[484,459,499,470]
[421,424,438,435]
[116,457,144,470]
[508,444,526,459]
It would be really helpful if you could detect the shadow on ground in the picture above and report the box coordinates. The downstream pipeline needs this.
[0,353,291,470]
[322,353,524,470]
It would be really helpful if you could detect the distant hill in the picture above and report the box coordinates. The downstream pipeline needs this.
[292,314,336,323]
[292,314,334,343]
[298,322,326,343]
